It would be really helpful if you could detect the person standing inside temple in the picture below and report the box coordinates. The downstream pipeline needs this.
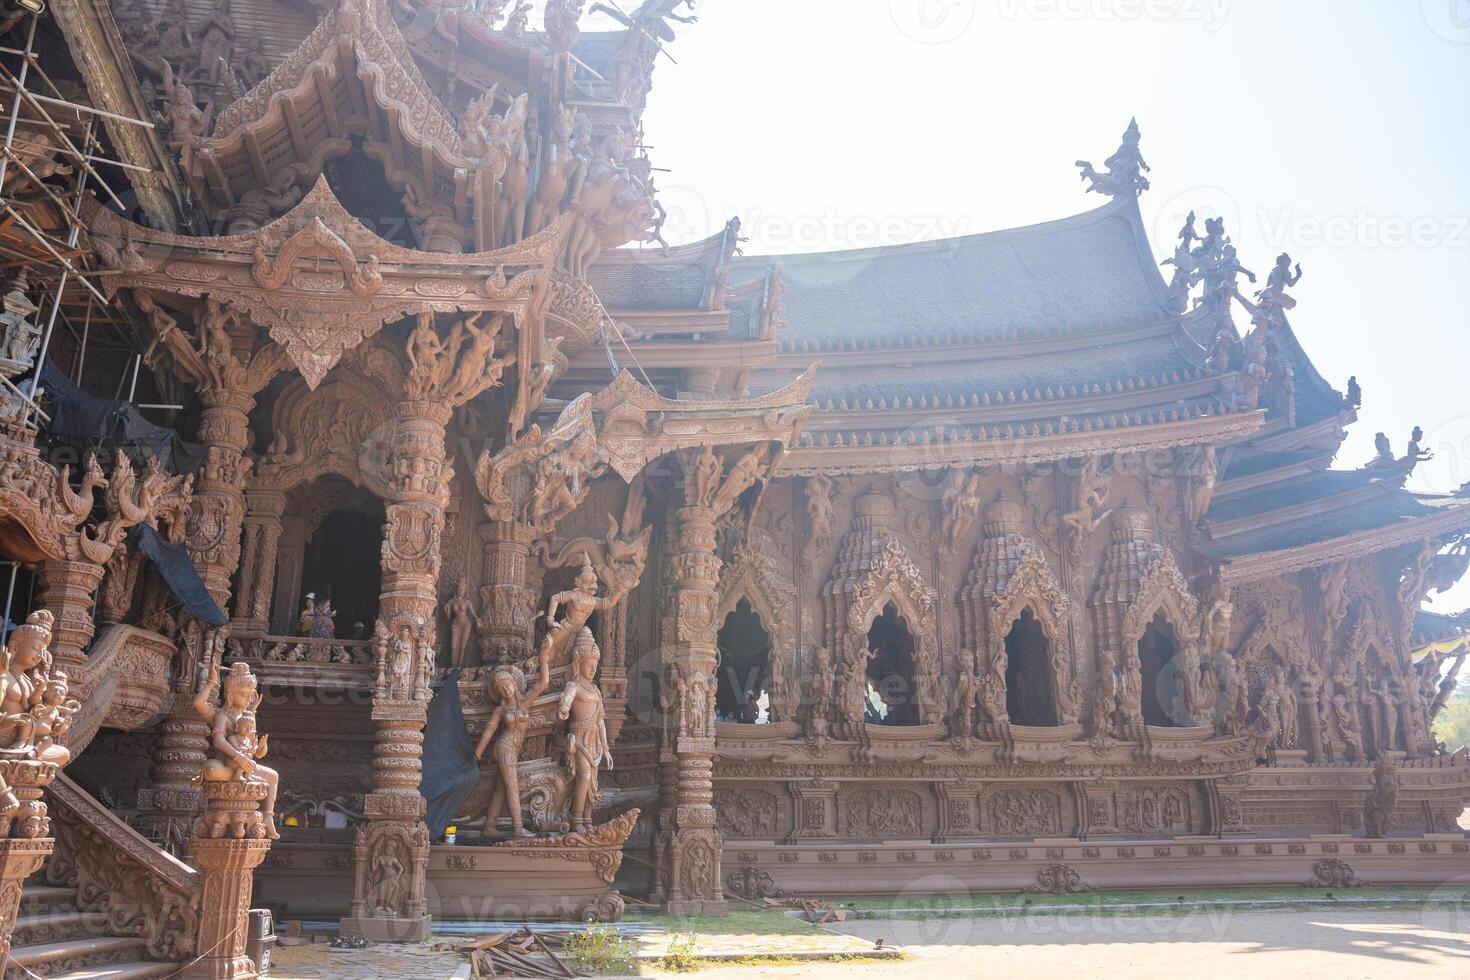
[310,597,337,639]
[298,593,316,635]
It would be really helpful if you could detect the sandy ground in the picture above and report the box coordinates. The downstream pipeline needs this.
[642,907,1470,980]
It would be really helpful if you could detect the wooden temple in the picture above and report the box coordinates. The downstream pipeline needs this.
[0,0,1465,973]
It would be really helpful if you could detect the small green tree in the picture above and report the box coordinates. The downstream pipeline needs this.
[1434,684,1470,752]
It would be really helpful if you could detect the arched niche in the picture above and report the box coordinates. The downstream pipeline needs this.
[715,598,770,722]
[961,496,1079,728]
[1116,546,1204,731]
[270,477,385,636]
[252,345,403,497]
[716,530,797,722]
[839,541,941,730]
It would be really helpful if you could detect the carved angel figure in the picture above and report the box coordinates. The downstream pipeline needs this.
[194,660,280,839]
[558,628,612,832]
[543,555,630,665]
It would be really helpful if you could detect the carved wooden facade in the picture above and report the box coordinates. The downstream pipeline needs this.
[0,2,1467,959]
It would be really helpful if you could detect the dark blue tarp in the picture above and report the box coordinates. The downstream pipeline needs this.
[134,523,227,626]
[36,361,204,474]
[420,669,482,841]
[39,359,123,438]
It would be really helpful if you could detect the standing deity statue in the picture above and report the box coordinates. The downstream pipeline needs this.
[558,628,612,832]
[446,579,481,668]
[1363,754,1398,838]
[193,661,280,839]
[804,646,833,738]
[474,640,551,837]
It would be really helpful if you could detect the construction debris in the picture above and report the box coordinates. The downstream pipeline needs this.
[457,928,583,979]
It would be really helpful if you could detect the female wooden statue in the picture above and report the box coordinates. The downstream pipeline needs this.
[195,660,281,839]
[558,627,612,832]
[473,640,551,837]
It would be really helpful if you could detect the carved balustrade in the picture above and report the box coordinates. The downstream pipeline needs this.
[46,774,201,962]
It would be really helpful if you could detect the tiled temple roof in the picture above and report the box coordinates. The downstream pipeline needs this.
[1201,487,1470,570]
[734,197,1173,349]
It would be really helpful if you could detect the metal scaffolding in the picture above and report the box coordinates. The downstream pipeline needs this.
[0,11,159,431]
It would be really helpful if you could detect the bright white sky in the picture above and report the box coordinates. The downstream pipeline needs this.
[576,0,1470,612]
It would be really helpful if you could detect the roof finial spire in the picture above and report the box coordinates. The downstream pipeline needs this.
[1076,118,1151,198]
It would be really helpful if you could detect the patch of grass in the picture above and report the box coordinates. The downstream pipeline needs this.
[657,934,699,972]
[638,907,819,937]
[846,883,1470,915]
[563,923,637,975]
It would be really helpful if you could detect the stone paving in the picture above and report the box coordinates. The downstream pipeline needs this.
[271,943,467,979]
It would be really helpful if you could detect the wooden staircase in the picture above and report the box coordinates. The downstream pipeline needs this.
[5,882,181,979]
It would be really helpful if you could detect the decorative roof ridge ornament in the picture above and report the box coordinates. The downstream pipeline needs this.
[1076,117,1150,198]
[207,0,462,167]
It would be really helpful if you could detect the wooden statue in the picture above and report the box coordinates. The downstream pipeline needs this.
[543,554,630,663]
[558,628,612,833]
[473,641,551,837]
[194,661,280,839]
[446,579,481,668]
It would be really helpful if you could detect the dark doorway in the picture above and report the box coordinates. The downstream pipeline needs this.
[1137,613,1182,727]
[866,602,919,726]
[301,505,383,638]
[716,598,769,722]
[1004,608,1057,726]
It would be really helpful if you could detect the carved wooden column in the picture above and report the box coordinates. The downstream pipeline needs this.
[477,519,537,661]
[664,497,726,915]
[185,782,271,980]
[342,399,451,943]
[661,445,771,915]
[234,490,286,634]
[142,386,255,843]
[36,559,106,678]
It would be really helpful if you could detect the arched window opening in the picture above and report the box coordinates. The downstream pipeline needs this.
[716,598,769,723]
[866,602,919,726]
[299,503,383,639]
[1004,608,1057,726]
[1137,612,1182,728]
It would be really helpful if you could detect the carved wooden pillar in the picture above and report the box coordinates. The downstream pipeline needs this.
[189,388,255,605]
[664,499,727,915]
[185,782,272,980]
[234,490,286,634]
[36,559,105,679]
[342,400,450,943]
[0,837,52,959]
[477,519,537,662]
[142,386,254,843]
